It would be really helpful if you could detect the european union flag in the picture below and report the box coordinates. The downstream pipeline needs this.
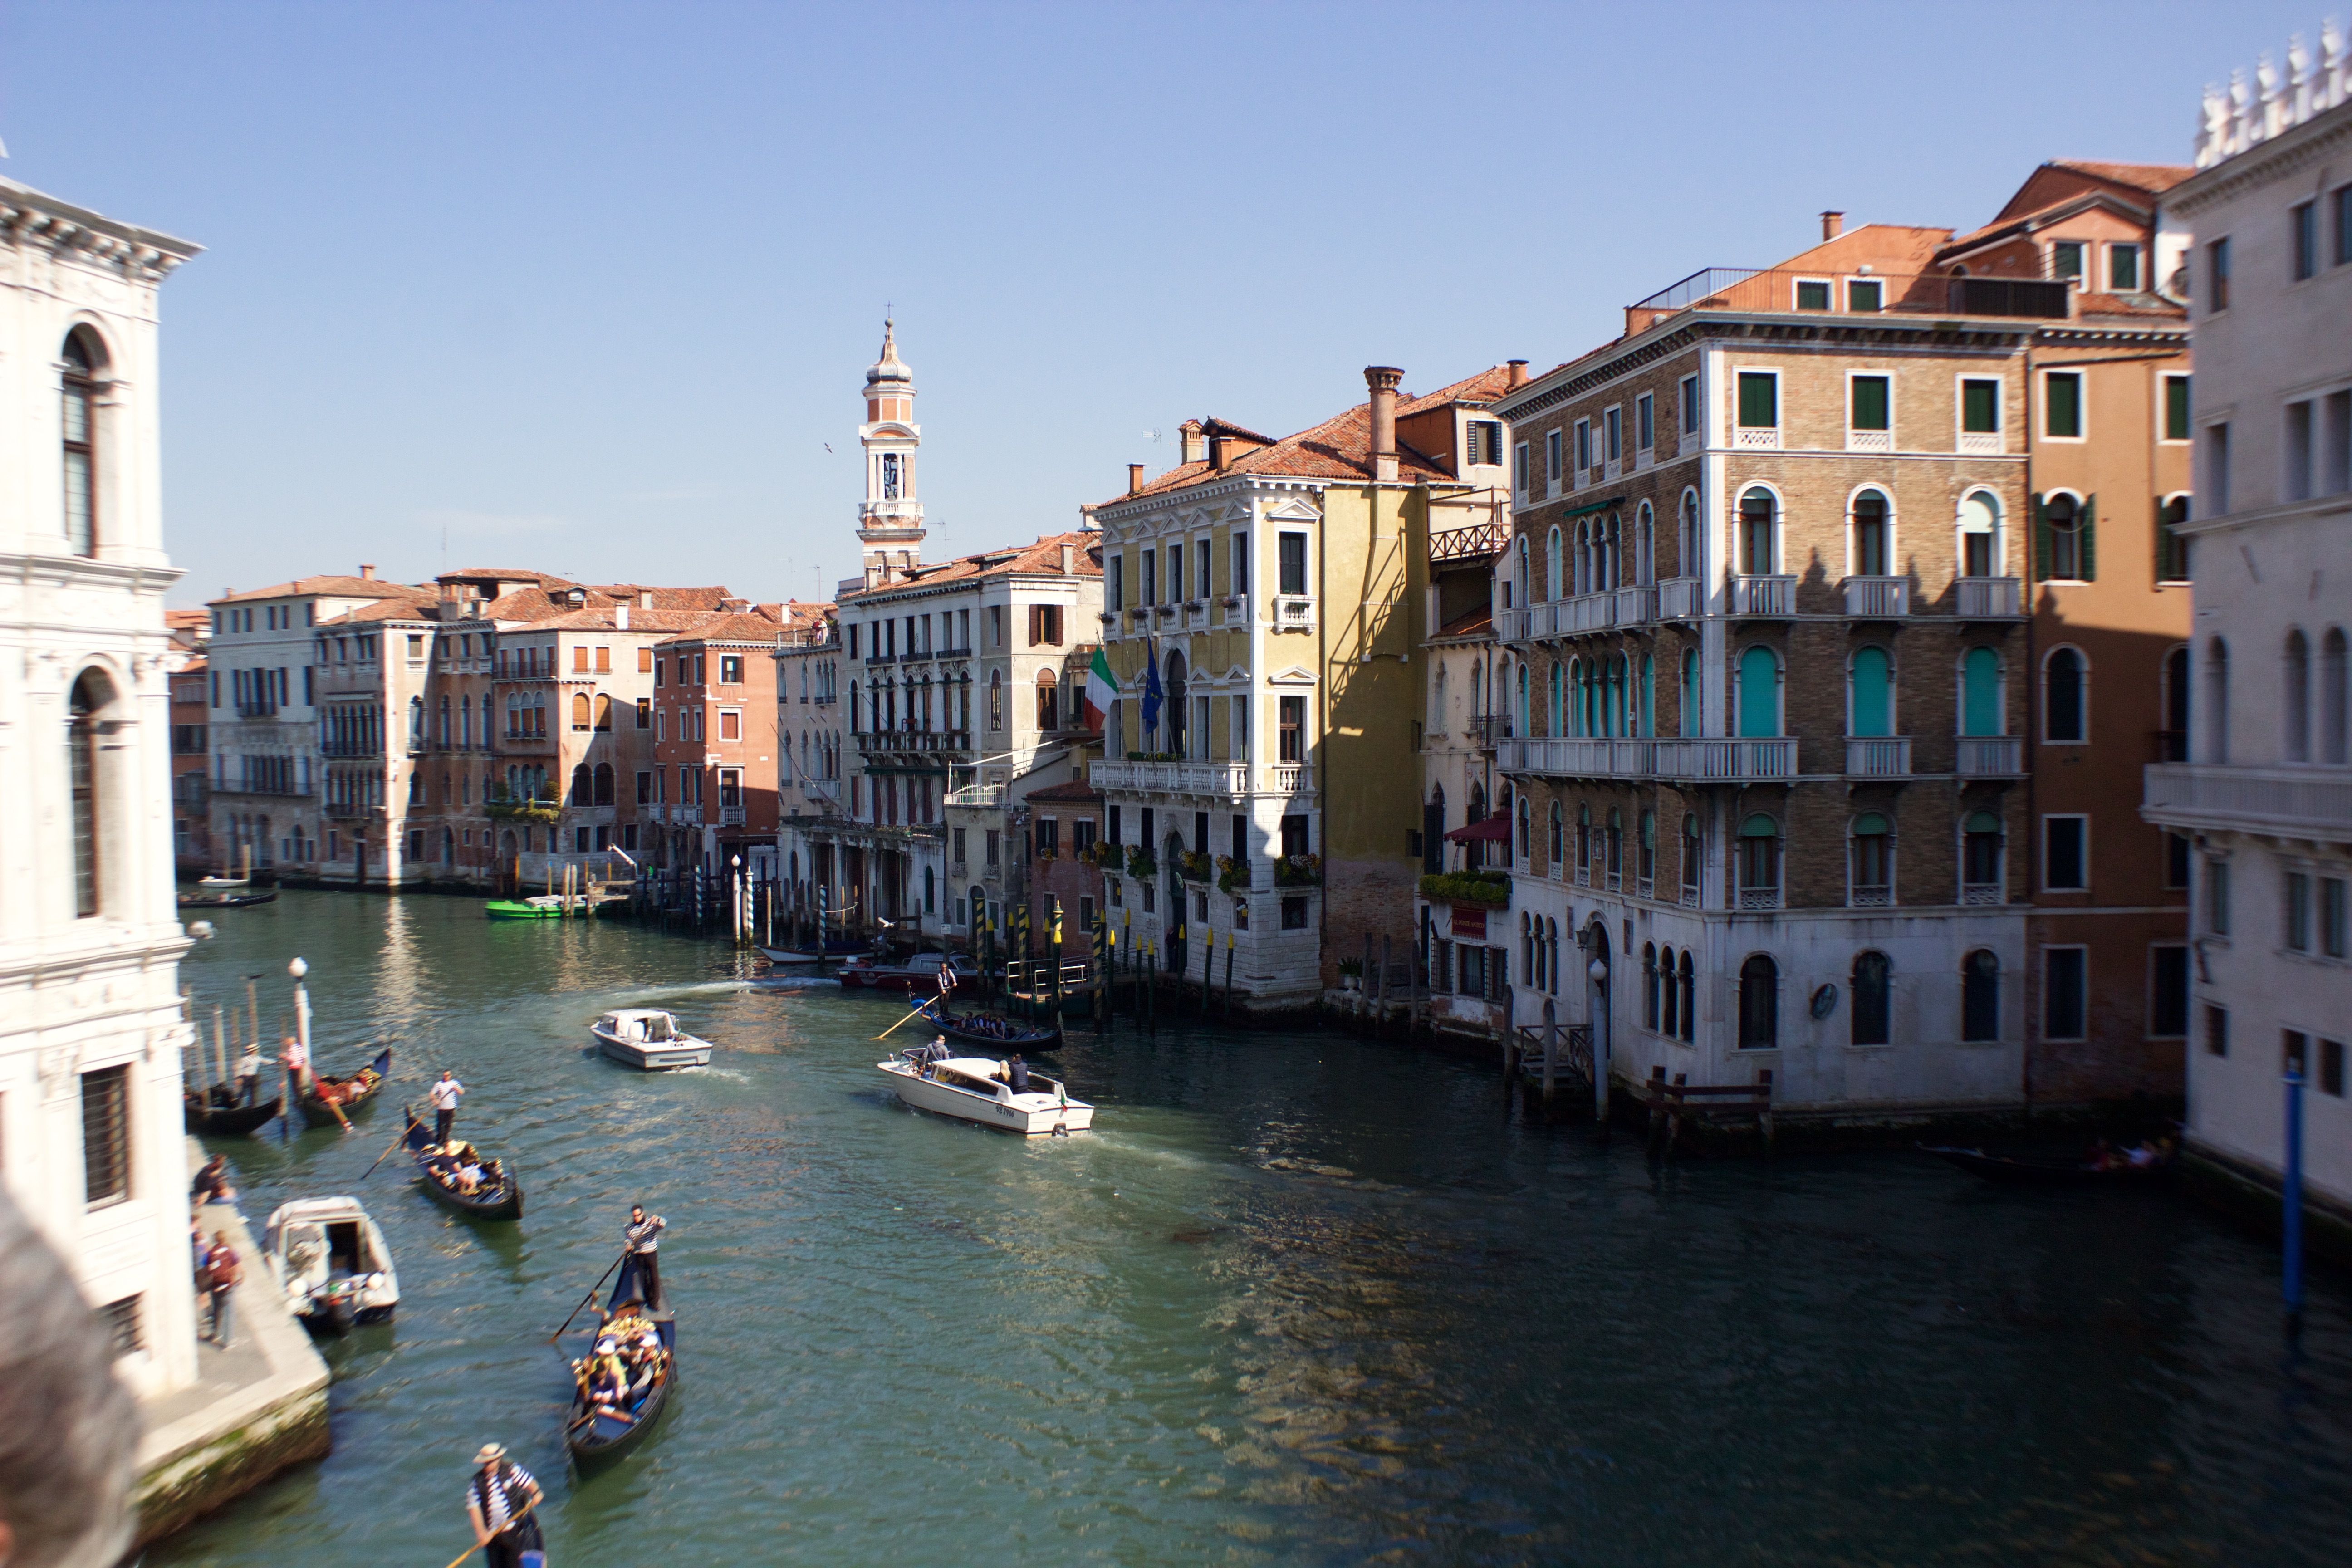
[1141,646,1164,734]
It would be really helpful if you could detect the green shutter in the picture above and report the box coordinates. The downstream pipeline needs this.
[2032,493,2051,580]
[1852,377,1889,431]
[1739,373,1776,429]
[2079,495,2096,581]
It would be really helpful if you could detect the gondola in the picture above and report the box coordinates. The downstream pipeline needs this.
[184,1083,283,1137]
[920,998,1063,1052]
[296,1046,392,1127]
[400,1109,524,1220]
[178,889,278,910]
[564,1268,676,1466]
[1920,1143,2175,1186]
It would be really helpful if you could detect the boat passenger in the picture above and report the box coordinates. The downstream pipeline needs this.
[1008,1054,1030,1095]
[587,1341,629,1410]
[454,1158,485,1195]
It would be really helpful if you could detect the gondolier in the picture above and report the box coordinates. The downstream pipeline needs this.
[622,1205,666,1306]
[936,957,957,997]
[234,1042,265,1107]
[463,1443,544,1568]
[429,1068,466,1145]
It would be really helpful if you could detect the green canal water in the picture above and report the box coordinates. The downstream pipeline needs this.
[156,891,2348,1567]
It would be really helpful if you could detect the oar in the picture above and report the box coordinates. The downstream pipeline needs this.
[440,1494,542,1568]
[549,1249,631,1342]
[363,1109,418,1179]
[873,993,943,1042]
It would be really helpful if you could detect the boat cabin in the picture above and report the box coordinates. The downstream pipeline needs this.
[598,1009,681,1043]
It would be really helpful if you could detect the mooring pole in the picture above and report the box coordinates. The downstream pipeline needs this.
[1224,930,1235,1020]
[2286,1061,2308,1333]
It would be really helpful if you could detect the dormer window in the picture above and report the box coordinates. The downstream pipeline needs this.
[2050,241,2085,281]
[2108,243,2141,291]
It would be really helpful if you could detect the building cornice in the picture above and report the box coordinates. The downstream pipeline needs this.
[0,176,201,282]
[2171,99,2352,216]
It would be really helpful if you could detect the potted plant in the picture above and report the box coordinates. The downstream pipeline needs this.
[1337,956,1363,992]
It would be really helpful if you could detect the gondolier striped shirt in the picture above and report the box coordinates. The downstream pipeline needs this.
[469,1463,538,1534]
[625,1215,665,1254]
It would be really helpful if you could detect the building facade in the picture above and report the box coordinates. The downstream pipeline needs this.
[649,609,800,886]
[2147,42,2352,1220]
[0,172,204,1398]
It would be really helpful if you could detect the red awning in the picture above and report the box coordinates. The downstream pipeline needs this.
[1444,817,1512,843]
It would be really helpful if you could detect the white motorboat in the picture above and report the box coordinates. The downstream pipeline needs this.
[262,1196,400,1335]
[196,873,250,889]
[592,1008,714,1070]
[755,944,824,966]
[877,1047,1093,1135]
[838,949,981,993]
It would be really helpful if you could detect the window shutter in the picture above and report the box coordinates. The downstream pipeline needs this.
[2079,495,2096,581]
[2031,493,2051,580]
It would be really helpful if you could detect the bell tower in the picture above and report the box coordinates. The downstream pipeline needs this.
[857,319,925,578]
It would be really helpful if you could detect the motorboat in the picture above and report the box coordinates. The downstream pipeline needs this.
[837,950,981,994]
[196,872,251,890]
[263,1196,400,1334]
[591,1009,713,1071]
[877,1044,1093,1135]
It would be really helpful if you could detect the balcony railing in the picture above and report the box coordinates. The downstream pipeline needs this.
[1657,577,1703,620]
[1845,737,1912,777]
[1736,886,1783,911]
[1729,575,1796,616]
[2144,764,2352,836]
[720,804,746,826]
[1614,584,1656,625]
[1955,577,2023,618]
[1961,882,2004,906]
[1656,738,1798,780]
[1498,736,1797,782]
[1470,714,1508,749]
[1849,885,1891,908]
[1089,760,1310,798]
[1842,577,1910,617]
[1494,606,1530,642]
[1956,736,2025,776]
[1273,596,1316,633]
[1430,519,1507,564]
[857,730,974,754]
[945,784,1005,808]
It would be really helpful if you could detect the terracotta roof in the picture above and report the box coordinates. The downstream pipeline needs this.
[840,533,1101,603]
[657,611,786,645]
[2068,291,2188,322]
[211,575,418,605]
[1400,363,1522,414]
[1437,603,1494,638]
[1024,777,1104,804]
[591,584,736,611]
[2045,159,2195,196]
[165,609,211,631]
[515,607,727,634]
[316,589,441,624]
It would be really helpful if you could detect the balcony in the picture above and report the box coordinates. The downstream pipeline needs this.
[1842,577,1910,617]
[720,805,747,827]
[1429,519,1507,565]
[1956,736,2025,776]
[1272,596,1316,634]
[1469,714,1508,750]
[1497,736,1797,782]
[1955,577,2024,619]
[1653,738,1797,781]
[857,729,974,755]
[1614,584,1656,626]
[945,784,1006,809]
[1958,430,2004,457]
[1498,737,1653,779]
[1494,606,1530,642]
[1657,577,1703,620]
[1182,602,1210,631]
[1729,575,1796,616]
[1090,759,1312,798]
[322,801,381,820]
[1961,881,2004,906]
[2144,764,2352,837]
[1845,737,1912,777]
[1846,427,1893,454]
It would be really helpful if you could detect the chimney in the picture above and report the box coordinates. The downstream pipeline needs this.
[1365,366,1404,484]
[1820,210,1844,241]
[1059,542,1075,574]
[1208,432,1229,471]
[1178,420,1205,464]
[1507,359,1528,389]
[1127,462,1145,495]
[615,603,630,630]
[359,563,376,581]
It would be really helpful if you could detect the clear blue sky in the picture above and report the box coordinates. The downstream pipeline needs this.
[0,1,2323,608]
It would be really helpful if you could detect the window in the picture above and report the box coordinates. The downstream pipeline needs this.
[2050,240,2084,280]
[60,329,99,555]
[2205,856,2231,934]
[68,674,102,917]
[1281,896,1308,930]
[2322,1037,2348,1097]
[1737,814,1780,905]
[1035,674,1059,732]
[1544,429,1561,484]
[719,709,741,741]
[1960,491,2001,578]
[2338,184,2352,266]
[2288,399,2318,501]
[1679,374,1700,437]
[2109,243,2141,291]
[1028,604,1064,647]
[2142,944,2190,1038]
[719,654,742,684]
[2206,422,2231,515]
[1107,553,1123,611]
[2156,496,2191,583]
[1737,645,1779,737]
[2325,630,2350,764]
[1738,954,1778,1048]
[2044,647,2087,741]
[1168,543,1184,604]
[2044,371,2083,439]
[2287,871,2312,952]
[2043,815,2088,890]
[2206,237,2230,312]
[2204,1003,2230,1057]
[1512,442,1529,495]
[1962,950,2000,1042]
[1850,375,1890,432]
[1278,533,1307,596]
[1196,539,1210,601]
[1851,491,1889,577]
[1847,278,1883,313]
[2166,831,2192,889]
[1852,952,1891,1045]
[1737,372,1777,430]
[99,1296,143,1360]
[1795,279,1831,310]
[1636,393,1654,452]
[2323,877,2349,958]
[990,605,1005,647]
[1737,489,1776,574]
[2205,636,2231,762]
[1604,406,1622,464]
[1851,813,1891,905]
[1850,646,1892,737]
[2286,629,2313,759]
[2156,374,2191,443]
[1681,813,1701,899]
[2293,200,2320,281]
[82,1064,131,1207]
[1230,532,1247,595]
[2044,947,2088,1039]
[1466,419,1503,465]
[2038,493,2092,581]
[985,829,1000,867]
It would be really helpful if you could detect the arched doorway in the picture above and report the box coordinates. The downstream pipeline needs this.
[1738,954,1778,1049]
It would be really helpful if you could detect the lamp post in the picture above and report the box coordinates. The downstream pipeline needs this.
[286,956,310,1144]
[1588,951,1610,1126]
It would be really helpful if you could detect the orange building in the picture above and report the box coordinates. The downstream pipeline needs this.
[648,609,799,880]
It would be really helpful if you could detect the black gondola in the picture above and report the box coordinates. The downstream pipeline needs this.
[564,1269,676,1466]
[920,999,1063,1052]
[400,1109,524,1220]
[177,889,279,910]
[184,1084,283,1137]
[1920,1143,2175,1186]
[296,1046,392,1127]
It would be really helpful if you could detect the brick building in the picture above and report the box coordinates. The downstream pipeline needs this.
[647,608,808,885]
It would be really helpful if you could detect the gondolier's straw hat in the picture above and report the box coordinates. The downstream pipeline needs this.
[473,1442,507,1465]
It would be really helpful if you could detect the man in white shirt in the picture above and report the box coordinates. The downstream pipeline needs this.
[430,1069,466,1146]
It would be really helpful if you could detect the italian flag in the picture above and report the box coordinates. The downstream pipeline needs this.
[1083,646,1120,730]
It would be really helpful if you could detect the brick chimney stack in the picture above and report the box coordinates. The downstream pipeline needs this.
[1821,210,1844,241]
[1507,359,1528,389]
[359,563,376,580]
[1365,366,1403,484]
[1127,462,1145,495]
[1208,431,1229,471]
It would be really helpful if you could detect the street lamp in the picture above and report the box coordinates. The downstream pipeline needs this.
[284,956,310,1145]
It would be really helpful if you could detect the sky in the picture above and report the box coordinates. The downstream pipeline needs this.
[0,0,2328,609]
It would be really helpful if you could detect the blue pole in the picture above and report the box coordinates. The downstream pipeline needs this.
[2284,1064,2306,1325]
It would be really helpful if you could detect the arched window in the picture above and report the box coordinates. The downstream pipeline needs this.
[1036,669,1061,733]
[1640,655,1655,738]
[594,694,613,731]
[1577,802,1593,874]
[1516,794,1530,859]
[1681,813,1701,900]
[2044,647,2086,742]
[571,764,593,804]
[571,693,593,730]
[593,763,614,806]
[1737,645,1780,737]
[1677,950,1696,1041]
[68,672,104,916]
[1851,951,1892,1046]
[988,669,1004,733]
[1639,809,1656,887]
[437,695,451,747]
[1602,511,1622,592]
[1852,813,1891,905]
[1431,662,1447,730]
[1958,490,2001,578]
[2204,637,2230,763]
[1654,944,1675,1036]
[1738,954,1779,1049]
[1738,487,1777,575]
[1548,800,1563,866]
[2284,629,2312,762]
[1573,520,1591,596]
[1516,663,1529,737]
[1677,490,1699,578]
[61,329,102,556]
[1606,807,1624,884]
[1851,489,1891,577]
[1681,647,1700,737]
[2323,629,2350,765]
[2040,492,2090,581]
[1962,647,2003,737]
[1546,525,1563,601]
[1470,662,1483,724]
[1962,810,2003,899]
[1850,647,1893,737]
[1636,501,1655,586]
[1549,661,1564,737]
[1644,942,1661,1029]
[1737,813,1779,907]
[1961,949,2001,1041]
[1514,537,1529,609]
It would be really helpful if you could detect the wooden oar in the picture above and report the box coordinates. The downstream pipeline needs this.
[440,1494,542,1568]
[549,1249,631,1342]
[873,993,944,1042]
[362,1108,418,1179]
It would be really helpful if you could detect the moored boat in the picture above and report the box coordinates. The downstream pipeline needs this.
[485,895,601,920]
[296,1046,392,1127]
[184,1083,283,1137]
[178,889,278,910]
[196,872,250,889]
[878,1045,1092,1135]
[263,1196,400,1334]
[837,950,980,993]
[1920,1143,2176,1186]
[564,1273,676,1466]
[590,1009,713,1070]
[400,1109,524,1220]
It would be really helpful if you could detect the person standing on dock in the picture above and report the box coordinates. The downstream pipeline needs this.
[463,1444,544,1568]
[234,1041,265,1107]
[430,1069,466,1146]
[279,1032,308,1096]
[622,1205,666,1307]
[201,1235,240,1348]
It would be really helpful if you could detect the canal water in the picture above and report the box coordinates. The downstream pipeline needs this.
[157,892,2348,1567]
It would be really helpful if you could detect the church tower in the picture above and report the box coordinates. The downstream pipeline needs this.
[857,319,925,578]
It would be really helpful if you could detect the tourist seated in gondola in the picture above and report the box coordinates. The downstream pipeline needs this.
[453,1156,485,1195]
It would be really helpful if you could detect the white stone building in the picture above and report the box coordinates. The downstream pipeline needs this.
[2146,30,2352,1225]
[0,173,202,1397]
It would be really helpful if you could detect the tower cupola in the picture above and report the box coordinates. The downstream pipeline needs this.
[856,318,925,576]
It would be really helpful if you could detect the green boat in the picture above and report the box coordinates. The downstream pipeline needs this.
[485,897,595,920]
